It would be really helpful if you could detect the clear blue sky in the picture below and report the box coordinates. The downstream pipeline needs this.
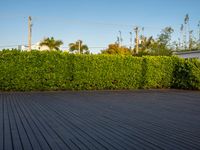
[0,0,200,53]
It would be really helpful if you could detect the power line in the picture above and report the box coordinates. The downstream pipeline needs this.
[0,15,165,29]
[0,45,19,48]
[2,15,199,52]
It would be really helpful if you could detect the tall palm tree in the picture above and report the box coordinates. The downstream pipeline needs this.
[69,40,89,54]
[180,24,184,49]
[40,37,63,51]
[184,14,189,49]
[139,36,155,51]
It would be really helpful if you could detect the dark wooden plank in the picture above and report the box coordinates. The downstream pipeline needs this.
[50,91,200,149]
[1,90,200,150]
[33,94,156,150]
[3,94,13,150]
[27,94,99,150]
[21,95,73,150]
[9,93,34,150]
[11,93,42,150]
[39,94,161,149]
[14,95,51,150]
[33,94,124,150]
[0,94,4,150]
[6,95,23,150]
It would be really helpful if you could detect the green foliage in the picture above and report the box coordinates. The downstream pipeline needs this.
[40,37,63,51]
[158,27,174,46]
[69,40,89,54]
[172,58,200,90]
[135,42,173,57]
[71,55,143,90]
[142,56,175,88]
[149,43,173,56]
[138,36,155,52]
[135,27,174,56]
[0,50,71,91]
[101,44,132,55]
[0,50,199,91]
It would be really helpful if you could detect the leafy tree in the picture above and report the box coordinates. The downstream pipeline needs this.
[69,40,89,54]
[189,30,195,50]
[158,27,174,46]
[143,27,174,56]
[171,41,179,51]
[139,36,155,51]
[135,27,174,56]
[149,42,172,56]
[101,44,132,55]
[39,37,63,51]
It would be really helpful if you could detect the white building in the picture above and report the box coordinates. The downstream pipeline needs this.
[18,42,50,51]
[174,50,200,59]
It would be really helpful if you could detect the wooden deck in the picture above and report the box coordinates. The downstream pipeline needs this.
[0,90,200,150]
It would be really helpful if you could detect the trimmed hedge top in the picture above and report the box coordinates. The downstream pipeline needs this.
[0,50,199,91]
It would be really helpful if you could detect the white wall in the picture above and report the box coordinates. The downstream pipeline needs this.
[175,50,200,59]
[18,42,50,51]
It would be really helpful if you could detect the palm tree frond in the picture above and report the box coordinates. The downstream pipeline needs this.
[68,40,89,54]
[39,37,63,51]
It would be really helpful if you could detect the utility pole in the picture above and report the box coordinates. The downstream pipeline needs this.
[78,40,81,54]
[134,27,139,54]
[28,16,32,51]
[119,31,122,47]
[130,32,133,50]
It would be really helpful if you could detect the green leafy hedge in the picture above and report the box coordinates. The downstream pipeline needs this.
[0,50,199,91]
[171,58,200,90]
[0,50,71,91]
[142,56,175,88]
[71,55,143,90]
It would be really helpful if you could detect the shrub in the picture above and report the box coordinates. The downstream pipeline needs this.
[0,50,71,91]
[142,56,175,88]
[0,50,199,91]
[71,55,143,90]
[172,58,200,90]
